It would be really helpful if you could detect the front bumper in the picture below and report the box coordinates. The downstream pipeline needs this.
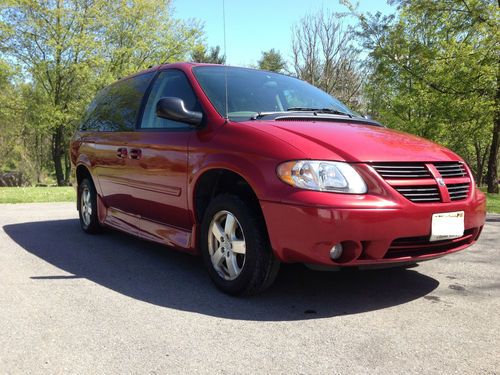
[260,188,486,267]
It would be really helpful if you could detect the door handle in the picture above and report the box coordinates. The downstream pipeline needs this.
[116,147,128,158]
[129,148,142,160]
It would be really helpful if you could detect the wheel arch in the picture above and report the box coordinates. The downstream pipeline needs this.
[191,167,264,226]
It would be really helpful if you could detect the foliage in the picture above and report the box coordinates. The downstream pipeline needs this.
[258,49,287,73]
[0,186,75,203]
[0,0,498,195]
[0,61,21,173]
[190,45,225,64]
[344,0,499,192]
[0,0,203,185]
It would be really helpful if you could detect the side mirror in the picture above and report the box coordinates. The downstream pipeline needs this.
[156,97,203,126]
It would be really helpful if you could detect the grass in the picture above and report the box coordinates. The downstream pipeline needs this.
[0,186,498,213]
[483,190,500,214]
[0,186,75,204]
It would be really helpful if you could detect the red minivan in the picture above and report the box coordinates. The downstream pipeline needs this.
[70,63,486,295]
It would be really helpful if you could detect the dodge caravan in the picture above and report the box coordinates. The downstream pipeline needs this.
[70,63,486,295]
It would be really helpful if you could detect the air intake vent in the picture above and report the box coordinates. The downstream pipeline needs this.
[385,229,476,259]
[274,117,316,122]
[371,164,432,179]
[434,162,467,177]
[447,183,470,201]
[394,186,441,202]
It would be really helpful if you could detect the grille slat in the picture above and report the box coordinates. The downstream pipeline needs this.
[404,193,439,198]
[378,174,429,178]
[434,163,467,177]
[376,172,430,175]
[447,182,470,201]
[396,188,438,192]
[394,186,441,203]
[401,191,440,195]
[372,163,432,179]
[375,170,430,173]
[408,198,441,202]
[438,168,465,172]
[435,165,464,169]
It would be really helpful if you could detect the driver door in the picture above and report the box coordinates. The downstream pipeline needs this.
[124,69,202,231]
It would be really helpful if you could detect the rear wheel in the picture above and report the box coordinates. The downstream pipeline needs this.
[201,194,280,296]
[78,178,101,234]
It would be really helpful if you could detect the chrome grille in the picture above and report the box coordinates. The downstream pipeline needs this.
[447,183,470,201]
[372,162,471,203]
[371,164,432,179]
[394,186,441,203]
[434,162,467,177]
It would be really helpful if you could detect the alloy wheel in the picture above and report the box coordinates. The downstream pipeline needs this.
[81,186,92,226]
[208,210,246,280]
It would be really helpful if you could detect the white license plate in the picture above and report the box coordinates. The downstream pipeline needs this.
[430,211,464,242]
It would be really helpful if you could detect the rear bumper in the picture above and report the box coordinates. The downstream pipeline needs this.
[260,189,486,267]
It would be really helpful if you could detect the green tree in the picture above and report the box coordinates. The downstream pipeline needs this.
[0,61,48,184]
[345,0,499,192]
[190,45,225,64]
[0,61,23,174]
[0,0,203,185]
[258,49,287,73]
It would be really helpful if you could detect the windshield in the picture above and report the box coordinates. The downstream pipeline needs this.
[192,66,359,121]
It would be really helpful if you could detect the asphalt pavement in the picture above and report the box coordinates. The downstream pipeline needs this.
[0,203,498,374]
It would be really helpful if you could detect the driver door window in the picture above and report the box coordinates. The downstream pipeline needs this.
[141,69,201,129]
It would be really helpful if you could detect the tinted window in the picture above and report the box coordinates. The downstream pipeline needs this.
[140,69,200,129]
[79,90,106,131]
[80,72,154,131]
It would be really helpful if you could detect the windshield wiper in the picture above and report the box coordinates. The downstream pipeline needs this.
[250,111,286,120]
[251,107,354,120]
[286,107,353,118]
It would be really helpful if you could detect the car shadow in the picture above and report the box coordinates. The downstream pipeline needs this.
[3,219,439,321]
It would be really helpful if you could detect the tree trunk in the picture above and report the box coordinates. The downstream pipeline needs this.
[486,62,499,193]
[64,150,71,184]
[474,141,483,185]
[51,125,65,186]
[487,120,499,193]
[480,144,489,186]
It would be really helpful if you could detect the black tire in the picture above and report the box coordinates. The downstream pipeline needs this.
[200,194,280,296]
[78,178,102,234]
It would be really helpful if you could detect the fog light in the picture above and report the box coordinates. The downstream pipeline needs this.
[329,243,343,260]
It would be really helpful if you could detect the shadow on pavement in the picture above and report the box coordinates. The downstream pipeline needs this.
[3,219,439,321]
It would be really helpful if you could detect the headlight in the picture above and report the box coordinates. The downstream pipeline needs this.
[276,160,367,194]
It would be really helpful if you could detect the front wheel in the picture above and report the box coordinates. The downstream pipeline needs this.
[200,194,280,296]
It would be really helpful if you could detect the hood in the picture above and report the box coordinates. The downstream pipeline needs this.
[240,119,461,162]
